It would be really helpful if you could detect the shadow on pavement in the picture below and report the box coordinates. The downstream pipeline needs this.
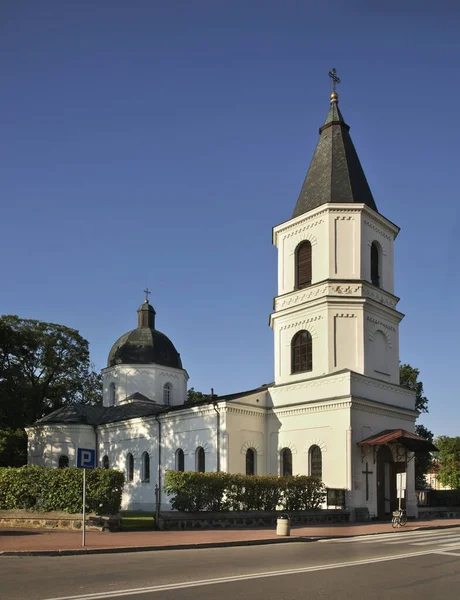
[0,530,41,536]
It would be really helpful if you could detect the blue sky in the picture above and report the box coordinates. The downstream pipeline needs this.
[1,1,459,437]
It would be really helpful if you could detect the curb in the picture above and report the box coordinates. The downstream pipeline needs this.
[1,522,459,557]
[0,536,310,557]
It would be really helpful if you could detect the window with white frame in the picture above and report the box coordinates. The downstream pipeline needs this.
[163,383,172,405]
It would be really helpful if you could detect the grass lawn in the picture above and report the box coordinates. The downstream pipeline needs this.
[120,511,156,531]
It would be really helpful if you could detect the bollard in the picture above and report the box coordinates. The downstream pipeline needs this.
[276,513,290,536]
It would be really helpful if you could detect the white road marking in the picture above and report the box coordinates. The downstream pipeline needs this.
[325,529,460,545]
[387,533,460,546]
[434,550,460,557]
[412,537,460,546]
[39,548,447,600]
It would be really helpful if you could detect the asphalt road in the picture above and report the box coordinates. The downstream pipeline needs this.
[2,527,460,600]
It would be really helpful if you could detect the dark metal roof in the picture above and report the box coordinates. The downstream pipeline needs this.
[107,327,182,369]
[34,385,273,426]
[292,94,378,218]
[35,400,163,426]
[358,429,438,453]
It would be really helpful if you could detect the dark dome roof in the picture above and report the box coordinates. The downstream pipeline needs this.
[107,327,182,369]
[107,300,182,369]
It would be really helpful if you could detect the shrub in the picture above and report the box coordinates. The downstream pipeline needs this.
[164,470,326,512]
[0,466,124,514]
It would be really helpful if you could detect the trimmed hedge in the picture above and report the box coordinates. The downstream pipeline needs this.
[164,471,326,512]
[0,466,124,514]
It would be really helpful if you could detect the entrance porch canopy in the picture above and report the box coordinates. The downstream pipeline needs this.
[358,429,437,453]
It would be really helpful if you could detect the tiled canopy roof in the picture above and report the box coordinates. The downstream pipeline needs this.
[358,429,438,452]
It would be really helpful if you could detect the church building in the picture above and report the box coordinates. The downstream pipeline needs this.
[27,77,431,519]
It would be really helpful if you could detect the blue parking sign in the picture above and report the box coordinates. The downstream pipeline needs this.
[77,448,96,469]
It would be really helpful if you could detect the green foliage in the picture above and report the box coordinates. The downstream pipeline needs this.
[186,388,212,404]
[0,466,124,514]
[434,436,460,489]
[0,428,27,467]
[399,364,433,488]
[399,364,428,413]
[164,471,326,512]
[0,316,102,465]
[414,424,434,489]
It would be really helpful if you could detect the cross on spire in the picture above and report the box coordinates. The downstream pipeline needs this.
[143,288,151,303]
[328,68,341,93]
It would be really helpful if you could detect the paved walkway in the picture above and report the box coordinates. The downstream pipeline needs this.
[1,518,460,555]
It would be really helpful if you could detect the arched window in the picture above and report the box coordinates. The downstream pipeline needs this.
[291,330,313,374]
[163,383,172,405]
[58,455,69,468]
[102,455,109,469]
[371,242,380,288]
[280,448,292,476]
[141,452,150,482]
[309,445,322,479]
[126,453,134,482]
[109,382,116,406]
[175,448,185,472]
[196,447,205,472]
[246,448,256,476]
[296,241,312,289]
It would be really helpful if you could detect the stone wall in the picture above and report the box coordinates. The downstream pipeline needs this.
[159,510,350,530]
[0,511,121,531]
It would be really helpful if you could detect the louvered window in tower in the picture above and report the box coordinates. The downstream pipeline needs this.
[371,242,380,288]
[296,241,312,289]
[291,331,313,374]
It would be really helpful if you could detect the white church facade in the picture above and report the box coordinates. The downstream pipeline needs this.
[27,83,432,519]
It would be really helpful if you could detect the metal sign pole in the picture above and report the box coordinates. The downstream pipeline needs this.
[82,468,86,547]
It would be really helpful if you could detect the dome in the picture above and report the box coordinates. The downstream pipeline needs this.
[107,300,182,369]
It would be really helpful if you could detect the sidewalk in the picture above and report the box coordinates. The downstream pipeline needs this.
[1,518,460,556]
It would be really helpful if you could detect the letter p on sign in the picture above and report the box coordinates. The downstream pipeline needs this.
[77,448,96,469]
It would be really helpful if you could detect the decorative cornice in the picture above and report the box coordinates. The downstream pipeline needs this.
[275,211,327,239]
[279,315,322,333]
[363,218,393,241]
[362,286,398,309]
[272,400,352,418]
[350,371,414,398]
[274,281,399,312]
[272,372,350,393]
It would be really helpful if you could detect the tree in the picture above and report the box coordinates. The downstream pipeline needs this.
[434,436,460,489]
[0,315,102,466]
[400,364,433,488]
[399,363,429,414]
[186,388,212,404]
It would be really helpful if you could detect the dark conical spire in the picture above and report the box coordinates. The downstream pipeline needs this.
[292,90,378,218]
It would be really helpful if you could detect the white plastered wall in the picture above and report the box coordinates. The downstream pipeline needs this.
[26,424,96,468]
[102,363,188,407]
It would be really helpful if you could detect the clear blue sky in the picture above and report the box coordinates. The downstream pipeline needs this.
[1,1,459,437]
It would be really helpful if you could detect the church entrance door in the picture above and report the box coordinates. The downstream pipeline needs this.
[376,445,396,519]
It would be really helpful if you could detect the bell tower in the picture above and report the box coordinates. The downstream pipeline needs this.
[270,73,403,389]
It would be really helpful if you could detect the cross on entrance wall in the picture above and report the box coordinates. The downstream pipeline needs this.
[362,462,373,501]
